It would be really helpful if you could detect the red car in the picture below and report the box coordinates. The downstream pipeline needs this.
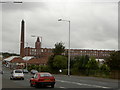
[30,72,55,88]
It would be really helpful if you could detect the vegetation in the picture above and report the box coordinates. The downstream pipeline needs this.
[99,64,110,76]
[47,42,67,73]
[71,56,100,76]
[105,51,120,70]
[52,42,65,55]
[85,57,99,75]
[2,52,19,58]
[73,55,89,69]
[53,55,67,71]
[104,51,120,79]
[70,55,89,75]
[27,65,49,72]
[86,56,99,70]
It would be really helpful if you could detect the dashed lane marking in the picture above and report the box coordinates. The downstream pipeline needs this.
[56,79,110,89]
[59,86,65,88]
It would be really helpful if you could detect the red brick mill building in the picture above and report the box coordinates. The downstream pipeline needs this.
[20,20,115,64]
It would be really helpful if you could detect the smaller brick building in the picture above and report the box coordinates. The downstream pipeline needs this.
[27,57,49,65]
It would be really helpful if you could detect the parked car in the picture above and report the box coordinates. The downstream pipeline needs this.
[30,72,55,88]
[10,69,24,80]
[23,69,29,73]
[30,70,38,74]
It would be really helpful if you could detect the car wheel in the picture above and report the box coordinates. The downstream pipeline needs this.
[51,85,54,88]
[30,83,33,87]
[35,83,39,88]
[10,77,12,80]
[22,78,24,80]
[12,77,14,80]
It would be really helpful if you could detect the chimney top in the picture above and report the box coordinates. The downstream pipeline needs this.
[22,19,24,22]
[36,37,40,42]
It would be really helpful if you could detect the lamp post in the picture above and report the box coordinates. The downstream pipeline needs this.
[58,19,71,76]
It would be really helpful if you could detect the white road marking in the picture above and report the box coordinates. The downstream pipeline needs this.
[13,81,22,82]
[56,79,110,89]
[59,86,65,88]
[26,79,29,80]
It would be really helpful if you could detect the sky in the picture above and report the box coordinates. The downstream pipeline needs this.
[0,0,119,54]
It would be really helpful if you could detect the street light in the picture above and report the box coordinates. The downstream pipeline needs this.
[58,18,71,76]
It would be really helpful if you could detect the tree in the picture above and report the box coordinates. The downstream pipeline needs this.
[2,52,19,58]
[72,55,89,70]
[47,55,67,73]
[53,55,67,71]
[105,51,120,70]
[86,56,99,70]
[47,55,55,70]
[85,57,99,75]
[52,42,65,55]
[99,64,110,74]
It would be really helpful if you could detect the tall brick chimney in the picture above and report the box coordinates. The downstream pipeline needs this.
[20,20,25,57]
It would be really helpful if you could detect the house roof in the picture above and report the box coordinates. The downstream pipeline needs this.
[22,56,34,61]
[3,56,20,62]
[27,57,48,65]
[10,57,25,63]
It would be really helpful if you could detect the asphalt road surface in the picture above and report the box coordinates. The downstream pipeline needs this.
[2,66,119,89]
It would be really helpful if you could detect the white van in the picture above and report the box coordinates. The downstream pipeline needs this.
[10,69,24,80]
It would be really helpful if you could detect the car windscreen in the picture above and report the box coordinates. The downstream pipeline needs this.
[15,70,22,73]
[32,70,38,72]
[24,70,28,71]
[40,73,52,77]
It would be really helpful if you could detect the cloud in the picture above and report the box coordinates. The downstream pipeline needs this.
[1,1,118,54]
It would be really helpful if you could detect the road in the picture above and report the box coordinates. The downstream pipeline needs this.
[2,66,119,89]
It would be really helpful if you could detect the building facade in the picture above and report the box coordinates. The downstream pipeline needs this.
[24,45,114,59]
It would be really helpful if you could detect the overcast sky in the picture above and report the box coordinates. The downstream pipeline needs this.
[0,0,119,54]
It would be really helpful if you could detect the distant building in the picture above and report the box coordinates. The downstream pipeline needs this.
[3,56,20,67]
[24,45,114,59]
[27,57,49,65]
[10,57,25,69]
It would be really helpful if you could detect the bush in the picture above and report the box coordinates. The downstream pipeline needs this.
[99,64,110,75]
[105,51,120,70]
[48,55,67,74]
[61,69,68,75]
[39,65,49,72]
[71,68,80,75]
